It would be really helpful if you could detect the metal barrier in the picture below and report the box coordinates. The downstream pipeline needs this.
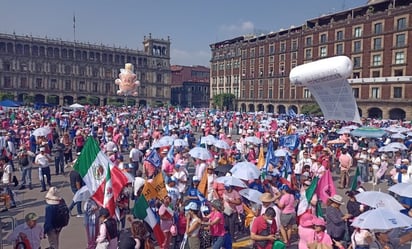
[0,216,15,249]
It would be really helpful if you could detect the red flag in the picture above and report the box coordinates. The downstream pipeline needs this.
[316,170,336,204]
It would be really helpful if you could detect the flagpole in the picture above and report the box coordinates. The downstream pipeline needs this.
[73,13,76,42]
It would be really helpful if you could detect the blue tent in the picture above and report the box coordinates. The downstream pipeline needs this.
[0,99,20,107]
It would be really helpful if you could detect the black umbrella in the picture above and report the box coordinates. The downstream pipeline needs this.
[214,164,232,177]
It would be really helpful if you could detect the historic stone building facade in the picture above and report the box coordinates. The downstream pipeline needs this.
[171,65,210,108]
[209,0,412,120]
[0,33,171,106]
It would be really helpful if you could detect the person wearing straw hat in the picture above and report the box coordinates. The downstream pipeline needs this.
[44,186,66,249]
[7,212,44,249]
[325,194,352,249]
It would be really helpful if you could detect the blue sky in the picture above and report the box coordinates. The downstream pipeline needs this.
[0,0,363,66]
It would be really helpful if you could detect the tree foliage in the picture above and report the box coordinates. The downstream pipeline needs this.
[301,103,323,116]
[212,93,236,111]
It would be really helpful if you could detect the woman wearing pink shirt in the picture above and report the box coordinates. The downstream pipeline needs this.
[308,217,333,249]
[298,212,315,249]
[203,200,226,249]
[275,185,296,246]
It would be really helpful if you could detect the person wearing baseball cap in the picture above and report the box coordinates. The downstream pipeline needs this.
[184,202,202,249]
[6,212,43,249]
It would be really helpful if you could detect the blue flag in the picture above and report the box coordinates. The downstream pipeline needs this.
[164,124,170,136]
[167,144,174,164]
[279,134,300,151]
[264,140,275,173]
[145,149,161,168]
[288,108,297,118]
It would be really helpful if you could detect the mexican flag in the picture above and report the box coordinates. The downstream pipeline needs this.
[133,195,165,246]
[103,165,116,216]
[74,137,128,211]
[350,166,361,191]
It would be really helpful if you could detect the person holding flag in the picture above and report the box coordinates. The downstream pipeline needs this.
[158,195,174,249]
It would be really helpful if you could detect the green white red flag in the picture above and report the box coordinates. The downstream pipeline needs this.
[133,195,165,246]
[74,137,128,215]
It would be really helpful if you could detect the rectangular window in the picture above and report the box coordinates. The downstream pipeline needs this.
[373,38,382,50]
[336,44,344,55]
[397,17,406,30]
[353,57,361,68]
[79,81,85,91]
[269,45,275,54]
[372,71,380,77]
[394,69,403,76]
[336,31,344,41]
[36,78,42,89]
[374,22,383,34]
[250,48,255,57]
[20,77,27,88]
[371,87,380,99]
[395,52,405,64]
[305,49,312,59]
[4,76,11,88]
[303,89,311,98]
[353,88,359,98]
[320,46,327,57]
[354,27,362,38]
[259,47,264,56]
[280,43,286,53]
[306,37,312,46]
[50,79,57,90]
[65,80,71,91]
[292,52,297,60]
[372,55,381,66]
[320,34,327,44]
[393,87,402,98]
[353,41,362,53]
[396,34,406,47]
[92,82,98,92]
[291,40,298,50]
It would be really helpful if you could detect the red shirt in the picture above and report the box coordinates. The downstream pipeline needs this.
[251,215,278,249]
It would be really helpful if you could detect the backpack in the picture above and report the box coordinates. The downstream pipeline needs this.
[53,199,70,228]
[104,218,118,240]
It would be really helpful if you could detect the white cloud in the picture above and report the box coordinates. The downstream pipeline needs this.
[219,21,255,37]
[171,48,210,67]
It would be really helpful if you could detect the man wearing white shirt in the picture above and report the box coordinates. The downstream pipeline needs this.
[34,147,52,192]
[129,143,143,177]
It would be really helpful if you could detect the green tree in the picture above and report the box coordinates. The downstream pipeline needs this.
[23,95,35,105]
[212,93,235,111]
[0,93,15,101]
[301,103,323,116]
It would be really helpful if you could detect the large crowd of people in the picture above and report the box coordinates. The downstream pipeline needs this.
[1,104,412,249]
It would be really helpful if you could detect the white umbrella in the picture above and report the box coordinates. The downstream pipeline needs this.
[119,112,130,117]
[239,188,263,204]
[388,183,412,198]
[390,133,406,140]
[355,191,404,210]
[69,103,84,109]
[378,146,399,152]
[386,142,408,151]
[214,140,230,150]
[216,176,247,188]
[274,148,291,157]
[245,136,262,145]
[73,186,91,203]
[189,147,212,160]
[32,126,52,137]
[385,126,410,134]
[201,135,217,145]
[230,162,261,180]
[341,125,359,130]
[174,139,189,147]
[158,136,175,146]
[351,208,412,230]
